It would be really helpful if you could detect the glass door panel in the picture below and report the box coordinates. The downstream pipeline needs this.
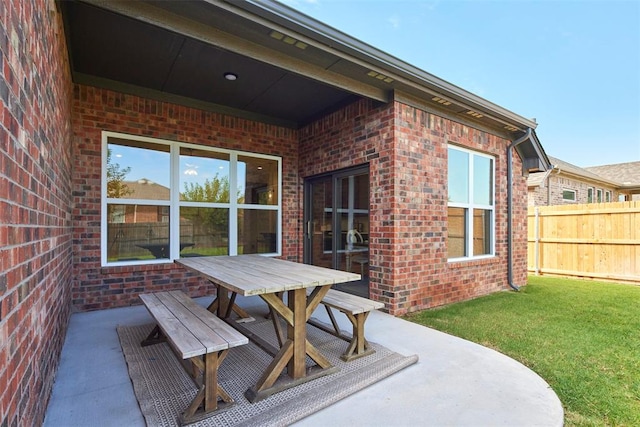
[336,173,369,276]
[304,166,369,296]
[306,176,333,269]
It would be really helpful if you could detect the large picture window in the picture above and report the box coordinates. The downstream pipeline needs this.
[447,145,495,260]
[102,132,281,266]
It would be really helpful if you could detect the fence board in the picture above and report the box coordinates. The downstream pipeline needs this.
[528,201,640,284]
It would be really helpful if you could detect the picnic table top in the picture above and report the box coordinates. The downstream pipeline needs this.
[175,254,360,296]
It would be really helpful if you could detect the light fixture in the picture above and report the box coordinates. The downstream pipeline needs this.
[224,72,238,81]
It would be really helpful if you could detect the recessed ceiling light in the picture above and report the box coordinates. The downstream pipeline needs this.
[224,72,238,81]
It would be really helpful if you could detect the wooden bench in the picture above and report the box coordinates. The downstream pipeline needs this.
[139,290,248,425]
[307,289,384,362]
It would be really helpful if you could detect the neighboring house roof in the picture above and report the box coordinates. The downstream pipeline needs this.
[61,0,550,174]
[121,179,170,200]
[585,161,640,187]
[528,156,619,188]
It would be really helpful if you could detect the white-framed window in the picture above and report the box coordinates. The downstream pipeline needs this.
[605,191,612,202]
[447,145,495,260]
[597,189,603,203]
[587,187,594,203]
[102,131,282,266]
[562,189,577,202]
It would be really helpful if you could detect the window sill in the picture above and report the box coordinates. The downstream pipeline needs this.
[447,256,499,269]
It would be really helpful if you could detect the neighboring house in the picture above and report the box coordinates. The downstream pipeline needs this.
[528,156,621,206]
[0,1,550,424]
[586,161,640,201]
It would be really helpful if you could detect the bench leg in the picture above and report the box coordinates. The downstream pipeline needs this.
[306,307,376,362]
[342,311,375,362]
[140,325,165,347]
[180,350,234,426]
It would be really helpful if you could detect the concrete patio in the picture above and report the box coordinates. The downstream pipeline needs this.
[44,295,564,426]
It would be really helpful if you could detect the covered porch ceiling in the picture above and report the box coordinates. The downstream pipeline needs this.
[59,0,550,172]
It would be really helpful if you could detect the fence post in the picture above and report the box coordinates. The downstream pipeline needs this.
[534,206,540,275]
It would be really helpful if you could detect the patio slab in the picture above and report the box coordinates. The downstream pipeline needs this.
[44,295,563,426]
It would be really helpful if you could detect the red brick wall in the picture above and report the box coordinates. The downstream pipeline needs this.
[299,99,528,315]
[0,1,74,426]
[71,85,300,310]
[299,98,398,307]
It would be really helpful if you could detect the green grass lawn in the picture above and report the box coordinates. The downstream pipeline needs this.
[404,276,640,426]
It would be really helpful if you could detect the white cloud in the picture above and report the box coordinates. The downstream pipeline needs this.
[388,14,401,29]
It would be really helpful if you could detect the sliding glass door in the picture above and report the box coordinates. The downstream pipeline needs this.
[304,166,369,296]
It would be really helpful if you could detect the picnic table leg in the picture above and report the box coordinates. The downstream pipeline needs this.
[207,284,254,322]
[245,286,337,403]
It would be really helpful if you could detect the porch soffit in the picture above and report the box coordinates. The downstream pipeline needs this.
[61,0,538,135]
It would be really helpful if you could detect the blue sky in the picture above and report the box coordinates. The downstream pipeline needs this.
[280,0,640,167]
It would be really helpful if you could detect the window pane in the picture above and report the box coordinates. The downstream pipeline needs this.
[107,140,170,200]
[238,155,278,205]
[587,188,593,203]
[473,156,493,205]
[562,190,576,201]
[180,148,231,203]
[448,207,467,258]
[473,209,492,256]
[447,148,469,203]
[106,204,170,261]
[180,207,229,257]
[237,209,277,254]
[339,172,369,210]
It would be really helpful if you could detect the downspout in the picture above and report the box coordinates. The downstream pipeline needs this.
[538,165,555,206]
[507,128,533,291]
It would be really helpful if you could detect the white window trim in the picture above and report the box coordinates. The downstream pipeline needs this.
[447,145,496,262]
[587,187,594,203]
[101,131,282,267]
[562,188,577,202]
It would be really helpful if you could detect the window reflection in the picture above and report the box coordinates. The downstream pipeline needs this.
[107,140,170,200]
[106,204,171,261]
[472,209,491,255]
[180,207,229,257]
[180,148,230,203]
[447,149,469,203]
[237,209,277,254]
[237,155,278,205]
[473,156,493,205]
[448,207,466,258]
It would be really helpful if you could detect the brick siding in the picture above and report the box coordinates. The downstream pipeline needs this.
[71,85,300,310]
[0,1,74,425]
[300,100,528,314]
[72,90,529,316]
[529,174,620,206]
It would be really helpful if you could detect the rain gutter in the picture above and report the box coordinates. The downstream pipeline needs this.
[507,129,534,291]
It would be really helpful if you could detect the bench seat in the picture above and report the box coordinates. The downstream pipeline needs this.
[140,290,248,425]
[307,288,384,361]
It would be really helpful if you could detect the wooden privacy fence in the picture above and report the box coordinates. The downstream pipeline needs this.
[528,201,640,284]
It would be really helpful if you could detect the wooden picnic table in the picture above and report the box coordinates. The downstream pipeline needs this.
[175,254,360,402]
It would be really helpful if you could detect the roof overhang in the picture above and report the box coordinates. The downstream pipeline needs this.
[60,0,542,135]
[513,129,551,175]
